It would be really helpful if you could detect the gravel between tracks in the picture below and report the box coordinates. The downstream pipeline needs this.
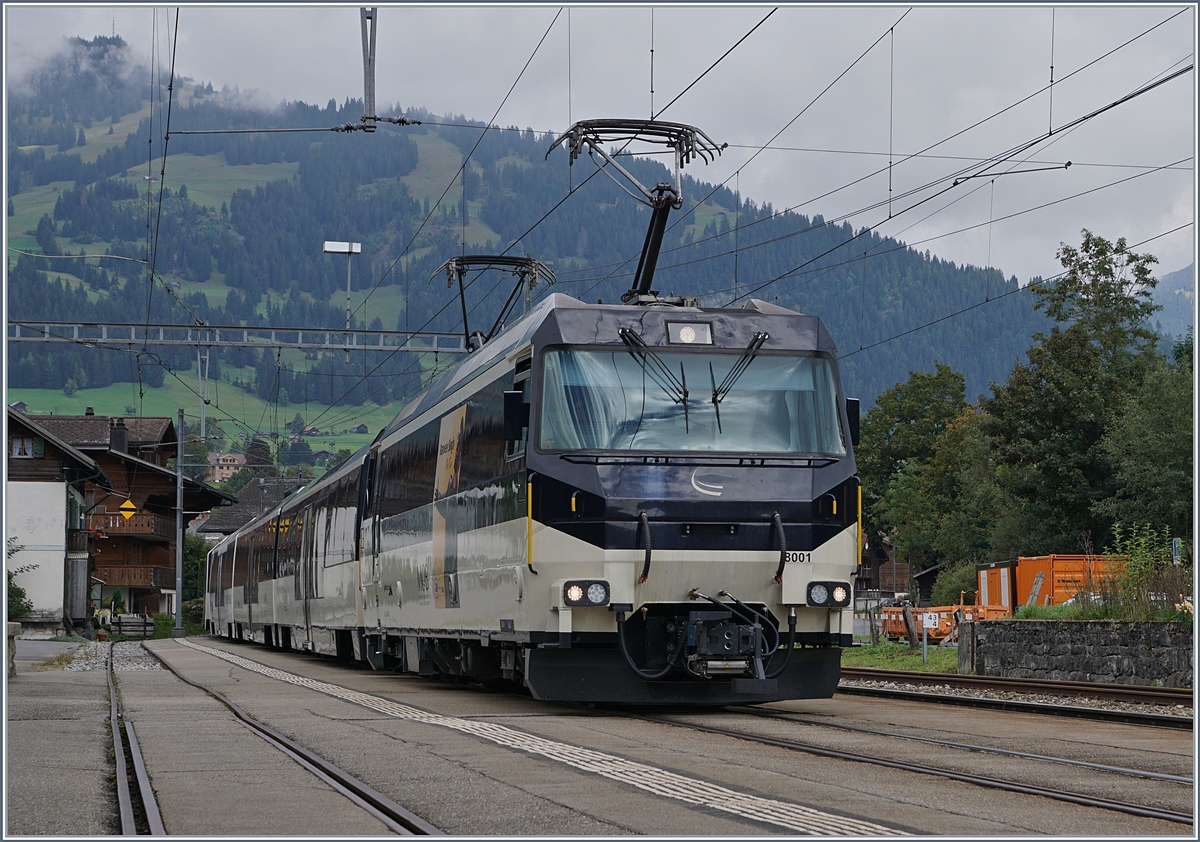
[840,678,1194,718]
[63,640,164,672]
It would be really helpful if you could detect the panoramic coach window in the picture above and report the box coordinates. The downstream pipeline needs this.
[539,349,845,455]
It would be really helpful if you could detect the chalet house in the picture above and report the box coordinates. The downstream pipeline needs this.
[855,542,912,599]
[31,411,233,617]
[6,408,111,636]
[205,451,247,484]
[351,423,368,434]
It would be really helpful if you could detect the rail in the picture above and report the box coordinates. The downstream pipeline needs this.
[108,642,165,835]
[839,667,1194,707]
[141,643,439,835]
[637,713,1193,826]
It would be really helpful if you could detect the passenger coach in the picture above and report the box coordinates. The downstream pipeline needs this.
[206,293,862,705]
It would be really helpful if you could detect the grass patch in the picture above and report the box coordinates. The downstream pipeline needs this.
[7,180,76,242]
[31,649,80,671]
[10,378,406,457]
[840,642,959,673]
[1013,603,1083,620]
[131,153,300,210]
[150,613,206,638]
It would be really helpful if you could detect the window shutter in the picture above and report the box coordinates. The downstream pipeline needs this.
[32,437,45,458]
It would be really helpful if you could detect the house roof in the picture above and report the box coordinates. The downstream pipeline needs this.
[31,415,175,449]
[207,451,247,466]
[911,564,944,582]
[199,478,308,534]
[6,407,111,486]
[92,448,237,514]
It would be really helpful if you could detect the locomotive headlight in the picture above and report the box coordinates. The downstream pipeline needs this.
[563,580,610,606]
[666,322,713,345]
[807,581,852,607]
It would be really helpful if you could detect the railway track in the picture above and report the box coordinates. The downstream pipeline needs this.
[137,643,440,836]
[840,668,1195,706]
[637,712,1194,826]
[149,638,1190,835]
[837,668,1193,730]
[108,642,164,836]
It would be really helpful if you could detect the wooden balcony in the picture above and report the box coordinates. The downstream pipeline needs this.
[94,566,176,590]
[67,529,91,553]
[88,512,174,542]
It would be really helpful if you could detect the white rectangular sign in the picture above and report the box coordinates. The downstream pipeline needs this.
[922,612,939,629]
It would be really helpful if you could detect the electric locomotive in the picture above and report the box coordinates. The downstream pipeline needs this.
[205,292,861,705]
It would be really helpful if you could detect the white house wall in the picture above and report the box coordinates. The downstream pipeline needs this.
[7,480,67,625]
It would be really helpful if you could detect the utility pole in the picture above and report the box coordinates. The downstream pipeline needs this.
[172,408,185,637]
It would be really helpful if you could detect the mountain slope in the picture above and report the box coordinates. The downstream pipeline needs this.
[8,36,1064,417]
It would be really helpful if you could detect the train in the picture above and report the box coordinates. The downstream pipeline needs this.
[205,292,862,705]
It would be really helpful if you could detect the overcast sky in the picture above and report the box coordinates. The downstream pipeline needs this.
[6,4,1196,286]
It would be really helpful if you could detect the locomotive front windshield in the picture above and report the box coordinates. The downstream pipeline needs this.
[539,348,846,455]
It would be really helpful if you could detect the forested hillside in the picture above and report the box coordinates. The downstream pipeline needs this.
[7,34,1063,414]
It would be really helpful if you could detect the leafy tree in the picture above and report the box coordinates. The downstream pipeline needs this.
[930,559,980,607]
[324,448,353,474]
[280,439,313,466]
[183,532,209,600]
[1094,328,1193,544]
[857,362,966,545]
[1039,229,1159,364]
[877,406,1000,573]
[982,231,1162,553]
[35,213,58,255]
[244,437,275,472]
[285,412,306,435]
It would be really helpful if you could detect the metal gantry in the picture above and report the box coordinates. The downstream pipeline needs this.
[7,321,467,354]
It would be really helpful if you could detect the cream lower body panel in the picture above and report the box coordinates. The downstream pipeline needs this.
[362,519,858,639]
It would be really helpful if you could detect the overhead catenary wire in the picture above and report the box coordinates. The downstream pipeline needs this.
[709,156,1191,306]
[308,2,784,421]
[839,222,1193,359]
[342,7,564,332]
[572,7,913,303]
[560,7,1188,286]
[559,61,1190,299]
[301,9,568,432]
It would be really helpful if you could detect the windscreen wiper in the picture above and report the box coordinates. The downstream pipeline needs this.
[619,328,690,432]
[710,332,768,434]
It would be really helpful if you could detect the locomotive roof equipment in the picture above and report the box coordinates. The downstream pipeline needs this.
[546,119,727,306]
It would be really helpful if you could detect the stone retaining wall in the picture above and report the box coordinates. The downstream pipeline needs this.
[958,620,1193,687]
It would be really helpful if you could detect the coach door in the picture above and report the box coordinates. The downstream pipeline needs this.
[357,444,381,627]
[299,503,315,648]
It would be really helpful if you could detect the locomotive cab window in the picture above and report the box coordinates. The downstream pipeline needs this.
[538,348,845,455]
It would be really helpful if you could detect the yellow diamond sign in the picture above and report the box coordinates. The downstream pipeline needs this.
[119,499,137,521]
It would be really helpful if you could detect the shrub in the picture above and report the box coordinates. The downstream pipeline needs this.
[6,538,35,619]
